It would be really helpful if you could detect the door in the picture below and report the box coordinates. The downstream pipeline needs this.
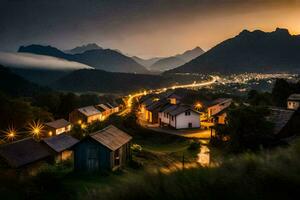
[87,147,99,171]
[188,123,193,128]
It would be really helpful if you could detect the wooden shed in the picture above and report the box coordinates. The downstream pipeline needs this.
[42,134,79,163]
[0,138,51,175]
[73,125,132,172]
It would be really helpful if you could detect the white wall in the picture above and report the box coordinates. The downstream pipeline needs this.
[171,111,200,129]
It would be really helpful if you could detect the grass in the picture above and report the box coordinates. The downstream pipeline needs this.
[85,139,300,200]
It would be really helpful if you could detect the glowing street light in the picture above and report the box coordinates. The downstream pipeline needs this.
[28,120,44,138]
[3,126,17,141]
[195,102,202,110]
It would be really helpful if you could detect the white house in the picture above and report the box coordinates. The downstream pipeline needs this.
[159,105,200,129]
[287,94,300,110]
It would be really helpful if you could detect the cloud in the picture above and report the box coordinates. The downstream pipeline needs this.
[0,52,94,71]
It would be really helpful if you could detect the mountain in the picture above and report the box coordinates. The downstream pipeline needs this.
[167,28,300,74]
[149,47,205,71]
[18,45,149,74]
[65,43,102,54]
[0,65,45,97]
[177,47,205,62]
[150,56,186,71]
[52,69,166,93]
[132,56,162,68]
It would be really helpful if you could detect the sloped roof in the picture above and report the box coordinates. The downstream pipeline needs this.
[77,106,101,116]
[268,108,295,135]
[44,119,71,129]
[97,104,111,111]
[208,98,232,107]
[160,104,178,113]
[169,105,200,116]
[288,94,300,101]
[42,134,79,153]
[89,125,132,151]
[146,99,169,112]
[0,138,51,168]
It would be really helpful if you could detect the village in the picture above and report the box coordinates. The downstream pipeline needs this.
[0,80,300,177]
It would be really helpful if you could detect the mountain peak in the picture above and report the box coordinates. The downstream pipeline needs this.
[274,28,290,36]
[65,43,102,54]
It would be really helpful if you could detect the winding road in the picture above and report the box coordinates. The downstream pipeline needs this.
[119,75,219,116]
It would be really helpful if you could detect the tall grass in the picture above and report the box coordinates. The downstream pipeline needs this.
[86,140,300,200]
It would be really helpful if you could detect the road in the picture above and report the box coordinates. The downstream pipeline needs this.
[119,75,219,116]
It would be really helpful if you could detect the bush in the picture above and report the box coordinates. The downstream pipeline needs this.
[188,140,200,151]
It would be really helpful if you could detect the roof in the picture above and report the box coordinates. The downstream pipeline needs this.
[160,104,178,113]
[89,125,132,151]
[77,106,101,116]
[288,94,300,101]
[97,104,111,111]
[267,108,295,135]
[169,105,200,116]
[42,134,79,153]
[44,119,71,129]
[146,99,169,112]
[208,98,232,107]
[0,138,51,168]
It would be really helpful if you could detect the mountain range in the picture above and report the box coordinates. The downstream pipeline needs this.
[18,45,148,74]
[146,47,204,71]
[167,28,300,74]
[64,43,103,54]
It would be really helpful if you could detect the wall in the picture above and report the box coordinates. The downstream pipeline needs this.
[173,111,200,129]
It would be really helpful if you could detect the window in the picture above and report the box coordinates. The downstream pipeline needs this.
[185,111,191,116]
[114,149,120,166]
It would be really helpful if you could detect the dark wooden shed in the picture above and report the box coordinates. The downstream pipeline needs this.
[73,125,132,172]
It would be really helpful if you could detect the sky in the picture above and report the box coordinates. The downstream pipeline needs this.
[1,0,300,58]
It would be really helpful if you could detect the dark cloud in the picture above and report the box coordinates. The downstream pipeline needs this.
[0,0,299,57]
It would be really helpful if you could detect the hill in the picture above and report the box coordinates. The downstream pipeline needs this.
[0,65,45,97]
[52,69,165,93]
[18,45,148,74]
[64,43,102,54]
[150,47,204,71]
[167,28,300,74]
[132,56,162,68]
[150,56,186,71]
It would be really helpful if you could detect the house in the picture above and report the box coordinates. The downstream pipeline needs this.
[145,99,169,124]
[69,106,102,125]
[73,125,132,172]
[207,98,232,117]
[287,94,300,110]
[44,119,72,137]
[95,103,112,119]
[0,138,51,174]
[267,107,300,137]
[106,102,119,113]
[42,134,79,163]
[159,105,200,129]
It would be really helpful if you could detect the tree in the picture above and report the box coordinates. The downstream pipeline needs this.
[272,79,292,107]
[215,106,274,152]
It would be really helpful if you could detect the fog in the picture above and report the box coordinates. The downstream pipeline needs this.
[0,52,93,71]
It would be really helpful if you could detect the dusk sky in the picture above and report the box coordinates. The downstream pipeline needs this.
[1,0,300,58]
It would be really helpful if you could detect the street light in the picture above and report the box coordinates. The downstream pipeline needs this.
[3,126,17,141]
[195,102,202,110]
[28,120,44,138]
